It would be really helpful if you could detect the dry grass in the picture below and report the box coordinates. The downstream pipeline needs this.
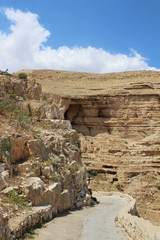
[15,70,160,97]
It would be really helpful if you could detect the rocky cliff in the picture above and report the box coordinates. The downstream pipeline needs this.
[0,71,92,240]
[18,69,160,227]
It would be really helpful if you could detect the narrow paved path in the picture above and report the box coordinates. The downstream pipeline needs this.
[33,195,128,240]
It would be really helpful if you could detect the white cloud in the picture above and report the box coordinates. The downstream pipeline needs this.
[0,8,157,73]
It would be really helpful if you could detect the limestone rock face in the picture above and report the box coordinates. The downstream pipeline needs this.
[21,177,45,206]
[0,173,8,192]
[61,190,71,210]
[58,72,160,225]
[0,71,92,240]
[0,207,13,240]
[64,95,160,225]
[0,164,9,191]
[40,182,62,213]
[11,136,29,163]
[0,75,42,100]
[27,138,47,160]
[65,95,160,139]
[28,101,46,120]
[26,79,42,100]
[17,160,41,177]
[25,101,63,120]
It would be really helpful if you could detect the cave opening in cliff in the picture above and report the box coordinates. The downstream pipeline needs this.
[64,102,111,136]
[64,104,81,124]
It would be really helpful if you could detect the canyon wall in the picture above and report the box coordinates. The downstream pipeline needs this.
[65,94,160,138]
[63,93,160,226]
[0,73,92,240]
[13,69,160,226]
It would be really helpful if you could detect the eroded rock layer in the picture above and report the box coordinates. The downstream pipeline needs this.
[64,94,160,225]
[0,73,92,240]
[65,94,160,139]
[15,69,160,226]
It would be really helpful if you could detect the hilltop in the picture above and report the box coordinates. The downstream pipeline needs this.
[15,69,160,97]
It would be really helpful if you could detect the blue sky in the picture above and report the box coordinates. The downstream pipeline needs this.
[0,0,159,73]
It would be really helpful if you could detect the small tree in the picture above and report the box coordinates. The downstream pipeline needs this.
[18,72,27,80]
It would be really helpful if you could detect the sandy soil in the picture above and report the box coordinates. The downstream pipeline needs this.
[15,69,160,97]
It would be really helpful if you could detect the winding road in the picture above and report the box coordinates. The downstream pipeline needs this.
[34,195,128,240]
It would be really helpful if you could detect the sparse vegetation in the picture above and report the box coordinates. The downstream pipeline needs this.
[14,109,31,127]
[0,94,31,128]
[0,190,29,208]
[115,184,121,191]
[152,176,157,181]
[51,173,59,182]
[8,190,29,207]
[18,72,27,80]
[0,137,11,159]
[88,169,97,179]
[64,163,81,176]
[0,97,12,112]
[20,228,38,239]
[10,93,17,99]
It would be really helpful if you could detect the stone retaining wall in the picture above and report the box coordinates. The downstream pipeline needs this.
[115,193,160,240]
[11,205,54,239]
[0,165,91,240]
[93,191,160,240]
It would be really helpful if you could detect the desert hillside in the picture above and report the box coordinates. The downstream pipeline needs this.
[15,69,160,96]
[0,69,160,239]
[15,69,160,226]
[0,70,92,240]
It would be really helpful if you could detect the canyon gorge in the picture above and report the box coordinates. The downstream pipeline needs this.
[0,69,160,239]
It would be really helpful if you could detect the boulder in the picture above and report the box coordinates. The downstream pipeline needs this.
[61,190,71,210]
[43,182,62,213]
[0,165,9,191]
[76,201,83,209]
[26,79,42,100]
[21,177,45,206]
[27,138,47,160]
[85,194,92,206]
[11,136,29,163]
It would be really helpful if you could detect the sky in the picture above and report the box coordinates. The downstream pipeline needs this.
[0,0,159,73]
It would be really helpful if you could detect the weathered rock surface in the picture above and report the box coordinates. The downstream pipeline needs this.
[22,69,160,226]
[0,72,91,240]
[1,69,160,239]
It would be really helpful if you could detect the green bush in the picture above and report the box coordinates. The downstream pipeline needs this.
[88,169,97,178]
[157,185,160,190]
[0,137,11,157]
[116,184,121,191]
[18,72,27,80]
[23,228,37,239]
[10,93,17,99]
[0,95,18,113]
[0,93,31,128]
[8,190,28,207]
[0,190,29,208]
[15,109,31,127]
[0,98,11,111]
[51,173,59,182]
